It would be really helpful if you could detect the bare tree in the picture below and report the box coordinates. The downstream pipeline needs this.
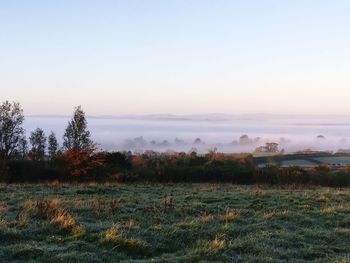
[63,106,93,151]
[0,101,25,159]
[48,131,59,160]
[29,128,47,161]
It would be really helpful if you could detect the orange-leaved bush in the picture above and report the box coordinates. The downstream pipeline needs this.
[60,146,105,177]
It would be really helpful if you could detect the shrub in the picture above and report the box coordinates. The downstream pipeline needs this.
[6,160,62,182]
[59,148,105,177]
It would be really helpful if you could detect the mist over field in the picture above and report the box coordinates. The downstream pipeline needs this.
[24,115,350,154]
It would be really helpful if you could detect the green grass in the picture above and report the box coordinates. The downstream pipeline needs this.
[1,183,350,262]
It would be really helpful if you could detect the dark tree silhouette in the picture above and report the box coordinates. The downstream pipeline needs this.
[48,131,59,160]
[63,106,93,151]
[0,101,25,159]
[0,151,7,179]
[29,128,47,161]
[18,136,28,159]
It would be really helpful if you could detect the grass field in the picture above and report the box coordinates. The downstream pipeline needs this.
[280,159,318,168]
[1,184,350,262]
[314,157,350,165]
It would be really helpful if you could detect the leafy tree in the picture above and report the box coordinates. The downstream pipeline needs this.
[63,106,92,151]
[48,131,59,160]
[239,134,250,144]
[255,142,279,153]
[29,128,47,161]
[265,142,279,153]
[0,101,25,158]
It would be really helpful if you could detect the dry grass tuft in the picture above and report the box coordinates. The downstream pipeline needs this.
[263,209,288,219]
[125,218,138,229]
[0,202,8,213]
[198,214,215,223]
[45,180,60,187]
[0,217,7,228]
[104,223,122,242]
[218,209,240,222]
[52,210,76,230]
[209,235,226,250]
[319,194,330,202]
[35,199,76,230]
[15,200,37,228]
[15,209,29,227]
[103,223,150,255]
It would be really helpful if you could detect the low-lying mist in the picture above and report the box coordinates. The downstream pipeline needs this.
[24,115,350,154]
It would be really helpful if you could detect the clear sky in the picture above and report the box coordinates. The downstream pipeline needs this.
[1,0,350,116]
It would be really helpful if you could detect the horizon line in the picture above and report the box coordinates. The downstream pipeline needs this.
[26,113,350,120]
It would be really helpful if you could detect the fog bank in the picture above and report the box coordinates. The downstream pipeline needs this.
[23,115,350,154]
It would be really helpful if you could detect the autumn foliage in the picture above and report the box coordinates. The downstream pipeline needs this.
[60,147,105,177]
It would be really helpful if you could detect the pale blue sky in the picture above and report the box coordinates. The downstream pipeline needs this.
[1,1,350,115]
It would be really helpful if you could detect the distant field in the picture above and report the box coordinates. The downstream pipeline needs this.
[1,184,350,262]
[256,155,350,169]
[252,152,281,158]
[280,159,318,168]
[314,157,350,165]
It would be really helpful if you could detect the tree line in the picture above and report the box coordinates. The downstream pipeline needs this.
[1,100,350,187]
[0,101,92,161]
[0,101,105,181]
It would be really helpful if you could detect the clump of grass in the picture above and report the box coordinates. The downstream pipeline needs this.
[15,209,29,228]
[35,199,76,230]
[45,180,60,187]
[198,214,215,223]
[209,235,226,250]
[0,217,7,228]
[199,184,220,192]
[104,223,122,242]
[87,181,98,187]
[92,197,104,217]
[35,199,61,220]
[0,202,8,213]
[71,224,86,238]
[318,193,330,202]
[263,209,288,219]
[197,234,227,259]
[15,200,36,228]
[125,218,138,229]
[218,209,240,222]
[102,223,151,256]
[53,209,76,230]
[109,199,119,214]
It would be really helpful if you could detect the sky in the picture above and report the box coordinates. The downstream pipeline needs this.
[1,0,350,116]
